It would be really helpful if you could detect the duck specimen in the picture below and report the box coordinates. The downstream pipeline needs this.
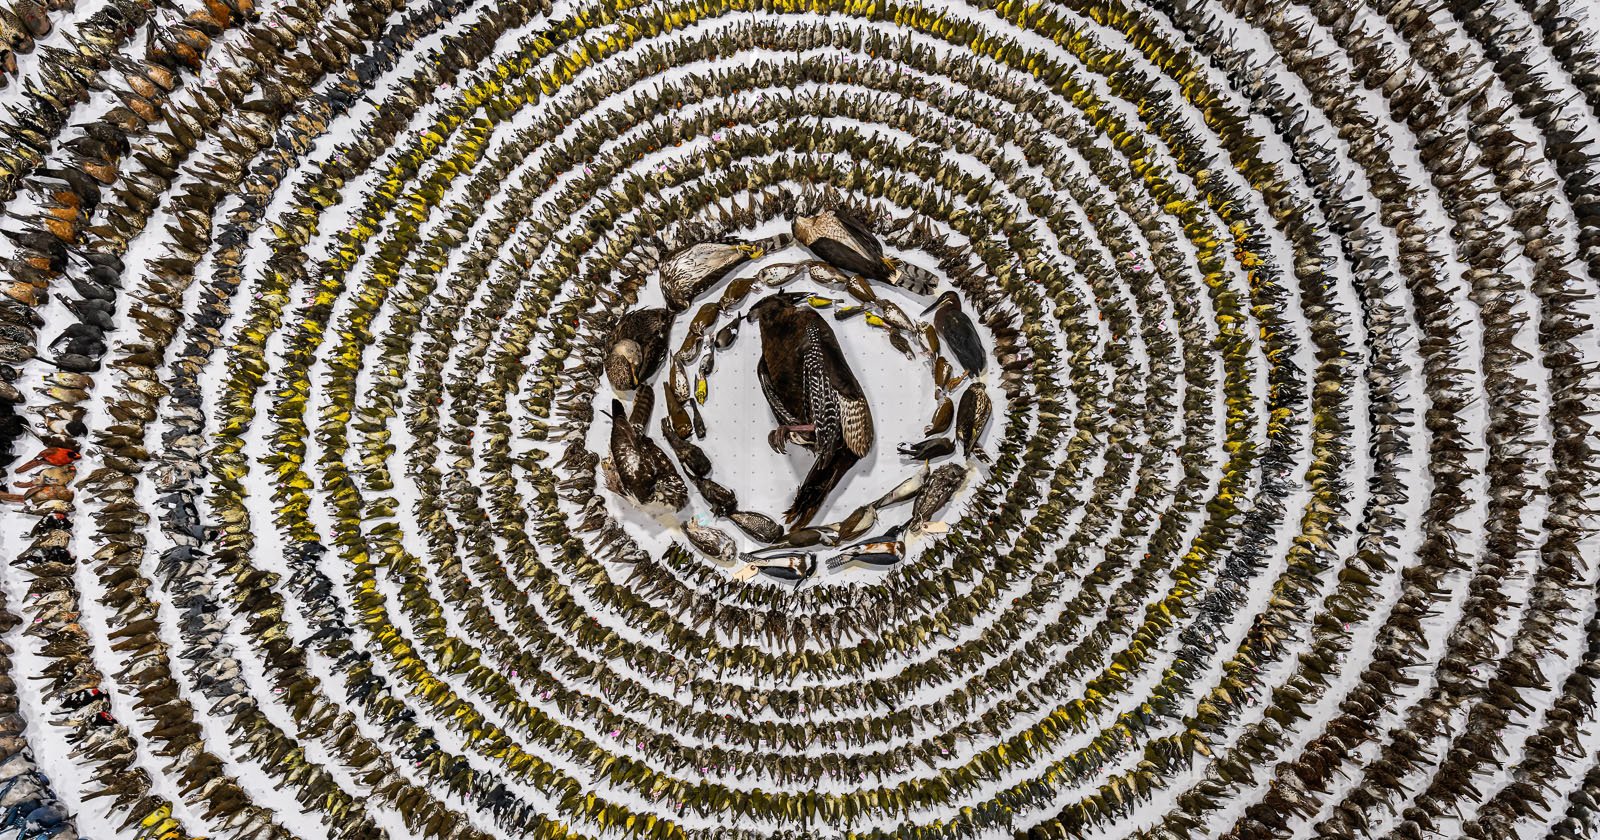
[604,307,671,392]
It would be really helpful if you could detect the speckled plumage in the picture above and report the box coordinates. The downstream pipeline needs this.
[924,291,985,376]
[659,241,764,311]
[605,397,688,510]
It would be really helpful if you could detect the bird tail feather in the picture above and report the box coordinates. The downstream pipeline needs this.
[747,232,793,257]
[887,259,939,296]
[787,454,854,528]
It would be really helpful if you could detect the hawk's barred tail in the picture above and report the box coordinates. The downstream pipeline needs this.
[887,259,940,296]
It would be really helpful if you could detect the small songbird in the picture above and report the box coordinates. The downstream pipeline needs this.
[605,307,671,391]
[956,382,991,459]
[898,437,955,460]
[747,293,875,527]
[827,524,907,571]
[793,210,896,282]
[922,290,985,378]
[910,464,966,533]
[602,398,688,510]
[660,240,766,311]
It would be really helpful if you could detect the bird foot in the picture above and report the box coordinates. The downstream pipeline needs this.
[768,424,816,453]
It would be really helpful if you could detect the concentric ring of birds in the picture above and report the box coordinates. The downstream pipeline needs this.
[1,1,1599,840]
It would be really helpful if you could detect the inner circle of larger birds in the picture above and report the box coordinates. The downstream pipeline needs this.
[600,211,992,585]
[0,1,1597,840]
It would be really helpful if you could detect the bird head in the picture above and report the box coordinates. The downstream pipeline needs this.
[745,292,806,325]
[792,213,817,243]
[604,339,642,391]
[921,290,960,315]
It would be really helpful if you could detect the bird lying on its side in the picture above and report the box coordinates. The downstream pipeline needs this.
[602,392,687,511]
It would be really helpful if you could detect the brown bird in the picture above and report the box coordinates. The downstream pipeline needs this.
[604,307,671,391]
[956,382,991,459]
[747,293,873,527]
[659,240,765,311]
[792,210,895,282]
[602,398,687,511]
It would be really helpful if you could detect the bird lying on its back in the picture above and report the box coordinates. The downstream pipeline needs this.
[746,293,874,528]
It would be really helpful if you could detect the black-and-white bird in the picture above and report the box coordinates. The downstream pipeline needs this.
[956,382,991,459]
[747,293,875,527]
[827,524,907,571]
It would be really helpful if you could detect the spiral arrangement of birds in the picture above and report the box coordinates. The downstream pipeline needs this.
[0,1,1598,840]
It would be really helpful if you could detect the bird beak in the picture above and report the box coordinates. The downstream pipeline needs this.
[920,300,939,316]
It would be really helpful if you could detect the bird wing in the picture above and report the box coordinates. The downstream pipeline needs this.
[945,310,987,374]
[834,213,883,262]
[804,321,874,458]
[838,392,873,458]
[610,411,648,489]
[758,357,801,427]
[808,237,884,280]
[630,387,656,428]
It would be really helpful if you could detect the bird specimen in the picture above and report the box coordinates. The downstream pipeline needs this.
[604,307,671,392]
[826,524,907,571]
[658,240,766,311]
[955,382,991,459]
[792,209,896,282]
[922,290,985,379]
[746,292,874,527]
[602,397,688,511]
